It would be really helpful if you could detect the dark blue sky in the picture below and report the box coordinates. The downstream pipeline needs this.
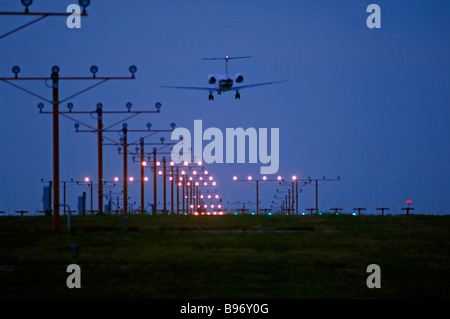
[1,0,449,214]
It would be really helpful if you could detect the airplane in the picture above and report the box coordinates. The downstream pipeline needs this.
[161,56,287,100]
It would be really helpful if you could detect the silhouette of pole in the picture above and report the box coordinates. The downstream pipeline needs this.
[376,207,389,216]
[97,104,103,214]
[176,168,180,214]
[140,138,145,214]
[353,207,366,216]
[171,163,174,214]
[256,180,259,214]
[163,157,167,214]
[122,125,128,215]
[153,148,157,214]
[52,68,60,228]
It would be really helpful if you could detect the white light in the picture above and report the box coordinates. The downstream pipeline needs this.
[197,161,202,166]
[193,170,197,175]
[169,176,173,181]
[209,176,213,181]
[211,204,215,208]
[187,182,190,186]
[204,182,208,186]
[189,176,193,181]
[144,176,149,182]
[215,194,219,199]
[181,170,185,175]
[208,195,211,199]
[212,182,216,186]
[292,175,297,181]
[262,176,267,181]
[184,161,188,166]
[156,161,161,166]
[158,171,163,175]
[204,170,208,175]
[218,204,222,209]
[129,176,134,182]
[142,161,147,167]
[84,177,90,182]
[233,176,238,181]
[277,176,282,181]
[199,176,203,181]
[170,161,175,166]
[114,177,119,182]
[248,176,252,180]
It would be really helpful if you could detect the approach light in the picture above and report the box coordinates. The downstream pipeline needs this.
[160,137,165,143]
[79,0,90,9]
[90,65,98,77]
[158,171,163,175]
[156,161,161,166]
[292,175,297,181]
[114,177,119,182]
[144,177,149,182]
[233,176,237,181]
[248,176,252,181]
[126,102,132,111]
[277,176,282,181]
[146,122,152,130]
[67,103,74,111]
[155,102,162,110]
[129,177,134,182]
[84,177,89,182]
[37,103,44,111]
[129,65,137,76]
[122,123,128,130]
[12,65,20,77]
[183,161,188,166]
[51,65,60,74]
[170,123,176,130]
[197,161,202,166]
[142,161,147,167]
[212,182,216,186]
[21,0,32,12]
[74,123,80,131]
[262,176,267,181]
[181,170,185,175]
[193,170,197,175]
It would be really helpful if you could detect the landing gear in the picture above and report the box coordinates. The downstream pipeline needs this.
[208,92,214,101]
[235,91,240,99]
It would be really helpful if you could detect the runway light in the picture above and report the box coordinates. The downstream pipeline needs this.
[211,205,215,208]
[200,195,204,199]
[204,182,208,186]
[277,176,282,181]
[208,195,211,199]
[248,176,252,181]
[170,161,175,166]
[212,182,216,186]
[209,176,213,181]
[187,182,190,186]
[84,177,90,182]
[158,171,163,175]
[129,177,134,182]
[142,161,147,167]
[199,176,203,181]
[262,176,267,181]
[198,161,202,166]
[114,177,119,182]
[178,182,182,186]
[144,176,149,182]
[195,182,199,186]
[181,170,185,175]
[193,170,197,175]
[215,194,219,199]
[233,176,238,181]
[169,176,173,181]
[218,204,222,208]
[292,175,297,181]
[184,161,189,166]
[156,161,161,166]
[204,170,208,175]
[189,177,193,181]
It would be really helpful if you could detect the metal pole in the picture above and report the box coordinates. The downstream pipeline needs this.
[140,139,145,215]
[288,188,291,215]
[90,181,93,215]
[182,178,185,214]
[176,168,180,214]
[123,126,128,215]
[97,105,103,214]
[295,181,299,215]
[163,157,167,214]
[171,165,174,214]
[153,148,157,214]
[315,179,318,214]
[52,69,60,229]
[63,181,66,216]
[256,180,259,215]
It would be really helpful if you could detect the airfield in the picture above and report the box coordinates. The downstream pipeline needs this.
[0,213,449,299]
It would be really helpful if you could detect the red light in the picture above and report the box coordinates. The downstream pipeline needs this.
[407,200,412,204]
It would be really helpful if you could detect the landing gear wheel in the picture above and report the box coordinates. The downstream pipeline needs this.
[235,92,240,99]
[209,92,214,101]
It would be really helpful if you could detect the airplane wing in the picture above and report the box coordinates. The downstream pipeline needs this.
[161,85,216,91]
[232,80,288,91]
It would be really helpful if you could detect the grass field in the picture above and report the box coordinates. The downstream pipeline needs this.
[0,214,449,298]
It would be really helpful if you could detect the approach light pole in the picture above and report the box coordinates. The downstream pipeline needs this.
[1,65,137,230]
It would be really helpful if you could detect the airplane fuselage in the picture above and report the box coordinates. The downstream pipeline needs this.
[216,75,234,92]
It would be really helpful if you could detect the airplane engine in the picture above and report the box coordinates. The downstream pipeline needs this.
[234,73,244,83]
[208,74,216,84]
